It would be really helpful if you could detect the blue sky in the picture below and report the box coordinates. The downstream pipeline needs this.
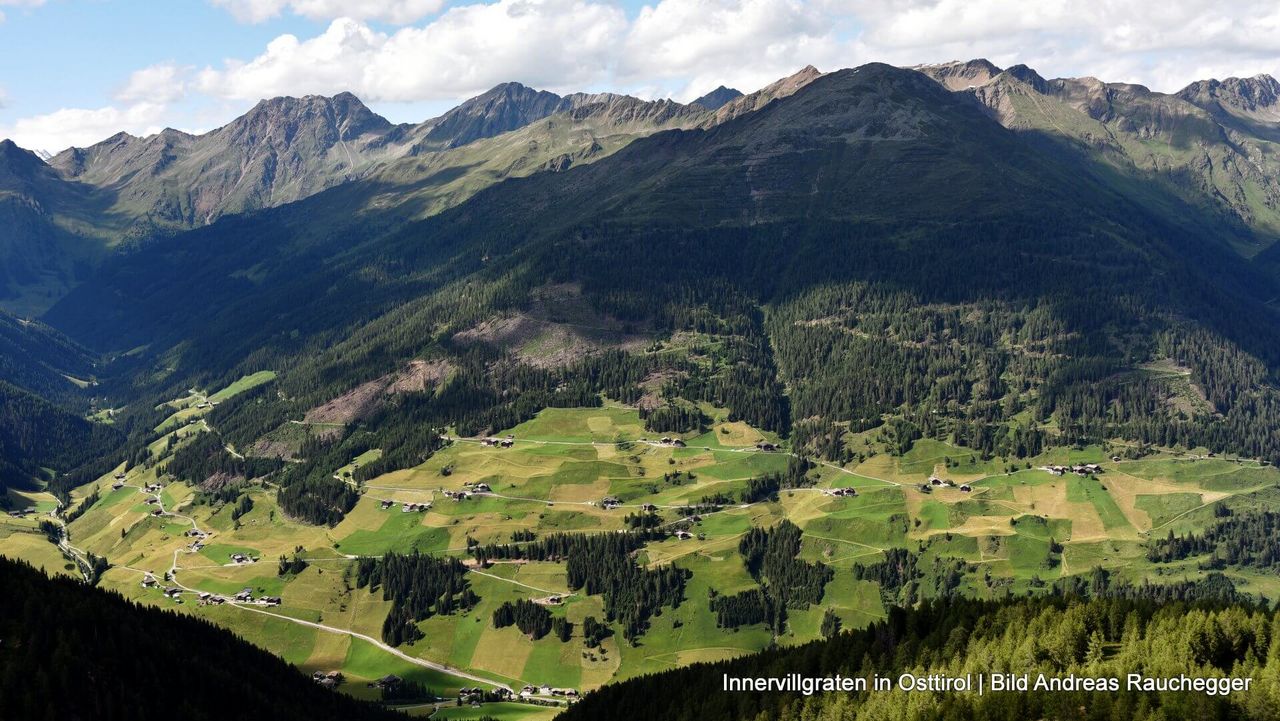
[2,0,1278,153]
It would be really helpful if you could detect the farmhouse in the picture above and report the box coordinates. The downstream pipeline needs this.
[826,487,856,497]
[601,496,621,509]
[959,484,972,493]
[163,587,181,598]
[231,553,249,563]
[756,442,777,452]
[640,503,658,512]
[471,482,492,493]
[259,596,281,606]
[499,439,514,448]
[372,674,402,690]
[113,472,126,480]
[234,588,253,602]
[929,476,944,486]
[111,481,124,490]
[675,530,694,540]
[481,438,499,447]
[380,499,394,510]
[141,575,157,588]
[150,509,163,517]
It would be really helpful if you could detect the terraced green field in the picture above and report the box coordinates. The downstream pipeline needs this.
[4,398,1278,717]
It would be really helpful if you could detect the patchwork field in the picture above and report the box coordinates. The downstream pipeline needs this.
[4,398,1278,717]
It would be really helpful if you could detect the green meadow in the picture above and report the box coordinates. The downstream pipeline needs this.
[4,402,1277,707]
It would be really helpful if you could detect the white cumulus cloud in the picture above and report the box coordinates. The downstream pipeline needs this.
[7,0,1280,153]
[197,0,629,102]
[211,0,446,24]
[116,63,191,104]
[0,102,170,153]
[622,0,846,100]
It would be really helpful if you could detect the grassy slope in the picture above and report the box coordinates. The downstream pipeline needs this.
[5,400,1277,718]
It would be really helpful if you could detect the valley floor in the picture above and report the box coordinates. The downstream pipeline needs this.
[3,383,1278,720]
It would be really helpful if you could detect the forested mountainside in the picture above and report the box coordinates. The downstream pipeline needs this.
[0,557,402,721]
[917,60,1280,256]
[0,381,120,507]
[560,593,1280,721]
[29,63,1280,527]
[2,73,819,318]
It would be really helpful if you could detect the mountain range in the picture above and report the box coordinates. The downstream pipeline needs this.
[6,57,1280,719]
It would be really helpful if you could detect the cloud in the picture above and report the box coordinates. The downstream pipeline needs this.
[116,63,191,104]
[622,0,846,99]
[9,0,1280,153]
[0,102,170,153]
[0,86,8,109]
[197,0,629,102]
[211,0,446,24]
[0,0,48,23]
[837,0,1280,90]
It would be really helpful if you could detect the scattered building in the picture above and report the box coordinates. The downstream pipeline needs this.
[600,496,621,510]
[313,671,343,689]
[674,530,694,540]
[756,442,778,452]
[959,484,972,493]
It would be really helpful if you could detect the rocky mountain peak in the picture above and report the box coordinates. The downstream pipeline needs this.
[711,65,823,124]
[417,82,570,149]
[691,86,743,110]
[221,92,392,147]
[915,58,1002,90]
[1178,74,1280,122]
[1002,64,1050,93]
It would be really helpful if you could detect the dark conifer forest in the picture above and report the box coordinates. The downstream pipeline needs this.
[0,557,401,721]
